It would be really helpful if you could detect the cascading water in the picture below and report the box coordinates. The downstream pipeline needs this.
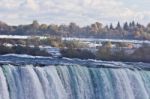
[0,64,150,99]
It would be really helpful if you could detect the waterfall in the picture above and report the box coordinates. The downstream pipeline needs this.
[0,65,150,99]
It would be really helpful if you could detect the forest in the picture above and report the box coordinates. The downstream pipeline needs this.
[0,20,150,40]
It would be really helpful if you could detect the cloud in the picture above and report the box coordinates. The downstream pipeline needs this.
[0,0,150,26]
[26,0,39,11]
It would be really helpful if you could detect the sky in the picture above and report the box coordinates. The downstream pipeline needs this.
[0,0,150,26]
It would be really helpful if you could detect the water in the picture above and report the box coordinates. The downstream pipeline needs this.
[0,64,150,99]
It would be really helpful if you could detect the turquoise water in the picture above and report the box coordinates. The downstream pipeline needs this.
[0,65,150,99]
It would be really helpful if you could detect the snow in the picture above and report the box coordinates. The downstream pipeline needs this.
[2,54,52,59]
[0,35,47,39]
[63,37,150,44]
[39,46,61,57]
[0,35,29,39]
[3,43,13,47]
[0,35,149,44]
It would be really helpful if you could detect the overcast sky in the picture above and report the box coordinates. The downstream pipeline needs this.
[0,0,150,26]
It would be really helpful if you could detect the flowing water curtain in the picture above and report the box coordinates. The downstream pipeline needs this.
[0,67,10,99]
[0,65,150,99]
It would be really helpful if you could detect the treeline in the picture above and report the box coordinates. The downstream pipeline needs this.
[0,37,86,48]
[0,45,51,56]
[0,37,63,47]
[0,20,150,40]
[60,44,150,63]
